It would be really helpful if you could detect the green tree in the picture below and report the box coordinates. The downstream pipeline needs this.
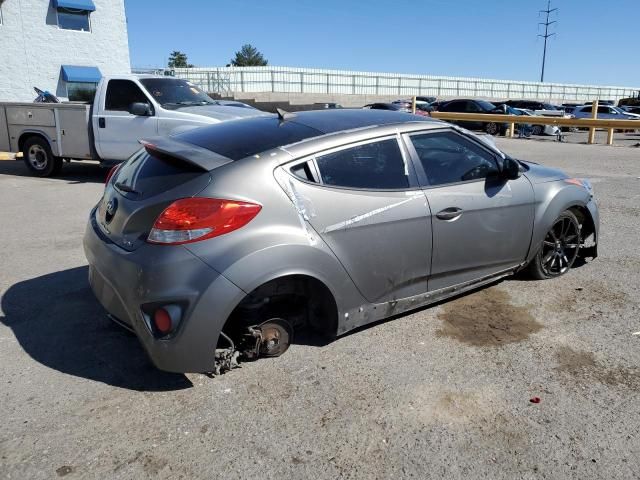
[168,51,194,68]
[230,44,268,67]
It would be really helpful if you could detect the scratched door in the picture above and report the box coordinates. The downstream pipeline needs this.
[280,136,432,304]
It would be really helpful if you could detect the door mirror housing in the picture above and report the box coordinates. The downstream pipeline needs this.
[502,156,522,180]
[129,102,152,116]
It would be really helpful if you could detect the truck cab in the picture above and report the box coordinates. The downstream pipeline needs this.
[92,75,266,161]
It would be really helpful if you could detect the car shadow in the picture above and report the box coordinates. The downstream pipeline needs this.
[0,160,106,184]
[0,266,192,391]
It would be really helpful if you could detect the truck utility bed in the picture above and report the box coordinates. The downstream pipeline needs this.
[0,102,93,160]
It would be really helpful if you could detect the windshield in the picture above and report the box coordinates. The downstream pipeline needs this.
[477,100,496,111]
[140,78,215,108]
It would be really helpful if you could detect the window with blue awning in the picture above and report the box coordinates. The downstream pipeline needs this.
[61,66,102,102]
[53,0,96,12]
[61,65,102,83]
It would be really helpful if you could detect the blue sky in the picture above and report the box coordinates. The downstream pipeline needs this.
[125,0,639,87]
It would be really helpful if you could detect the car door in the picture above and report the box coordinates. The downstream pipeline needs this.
[404,129,535,291]
[282,136,433,303]
[94,79,158,161]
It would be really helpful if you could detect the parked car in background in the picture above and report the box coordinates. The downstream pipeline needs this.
[392,99,433,115]
[211,100,257,109]
[572,104,640,120]
[313,103,344,109]
[416,96,437,104]
[504,100,564,117]
[0,75,267,177]
[435,99,507,135]
[620,106,640,115]
[513,108,561,136]
[363,102,410,112]
[84,109,599,373]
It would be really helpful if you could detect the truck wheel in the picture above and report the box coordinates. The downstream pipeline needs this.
[22,137,62,177]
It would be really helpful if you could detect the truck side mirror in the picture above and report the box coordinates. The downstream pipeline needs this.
[129,102,152,116]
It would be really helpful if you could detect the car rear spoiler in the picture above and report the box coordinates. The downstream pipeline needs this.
[139,137,233,171]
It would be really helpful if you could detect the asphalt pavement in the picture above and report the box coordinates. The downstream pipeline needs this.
[1,138,639,479]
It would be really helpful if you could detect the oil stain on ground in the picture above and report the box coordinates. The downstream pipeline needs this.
[436,287,542,346]
[554,346,640,390]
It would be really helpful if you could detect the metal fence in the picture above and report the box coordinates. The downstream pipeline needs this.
[134,66,639,103]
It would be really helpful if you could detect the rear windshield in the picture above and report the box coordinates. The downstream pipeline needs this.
[175,117,323,160]
[114,149,204,199]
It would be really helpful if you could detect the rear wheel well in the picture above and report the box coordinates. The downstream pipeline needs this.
[221,275,339,344]
[19,133,51,153]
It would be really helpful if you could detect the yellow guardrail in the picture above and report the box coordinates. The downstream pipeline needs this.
[416,99,639,145]
[0,152,22,161]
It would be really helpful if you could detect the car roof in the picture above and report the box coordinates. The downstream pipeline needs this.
[175,109,436,161]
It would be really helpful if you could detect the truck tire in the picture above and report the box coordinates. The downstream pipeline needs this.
[22,136,62,177]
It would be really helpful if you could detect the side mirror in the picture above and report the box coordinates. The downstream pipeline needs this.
[129,102,152,116]
[502,156,522,180]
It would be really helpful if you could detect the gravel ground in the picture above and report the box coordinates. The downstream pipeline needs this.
[1,139,639,480]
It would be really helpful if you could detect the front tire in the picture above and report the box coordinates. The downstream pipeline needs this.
[22,136,62,177]
[526,210,581,280]
[532,125,543,136]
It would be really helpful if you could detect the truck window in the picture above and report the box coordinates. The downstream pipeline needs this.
[105,80,150,112]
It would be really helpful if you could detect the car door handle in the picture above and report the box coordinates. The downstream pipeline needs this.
[436,207,463,221]
[98,117,105,128]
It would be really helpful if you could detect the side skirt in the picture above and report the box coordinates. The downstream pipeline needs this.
[338,265,524,334]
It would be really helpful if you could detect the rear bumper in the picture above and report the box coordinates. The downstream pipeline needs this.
[83,209,246,373]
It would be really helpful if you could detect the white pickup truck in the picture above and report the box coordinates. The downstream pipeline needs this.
[0,74,265,176]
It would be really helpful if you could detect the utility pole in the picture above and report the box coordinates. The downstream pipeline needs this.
[538,0,557,82]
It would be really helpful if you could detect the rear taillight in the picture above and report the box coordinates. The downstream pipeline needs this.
[105,164,121,185]
[147,198,262,245]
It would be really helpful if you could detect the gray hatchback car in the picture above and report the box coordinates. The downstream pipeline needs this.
[84,110,599,373]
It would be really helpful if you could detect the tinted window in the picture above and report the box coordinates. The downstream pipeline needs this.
[580,106,592,113]
[316,139,409,189]
[105,80,150,112]
[409,131,499,186]
[57,8,90,31]
[177,117,323,161]
[465,102,482,113]
[442,101,465,112]
[139,78,215,108]
[113,149,203,200]
[476,100,497,111]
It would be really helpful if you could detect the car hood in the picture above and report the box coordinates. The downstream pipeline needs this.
[175,104,269,121]
[521,160,568,184]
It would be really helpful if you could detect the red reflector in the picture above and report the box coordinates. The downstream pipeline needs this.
[153,308,172,334]
[147,198,262,245]
[105,164,121,185]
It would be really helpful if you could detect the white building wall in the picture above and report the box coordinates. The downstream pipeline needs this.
[0,0,130,101]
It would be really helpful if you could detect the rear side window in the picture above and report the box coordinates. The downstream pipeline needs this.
[409,131,499,186]
[315,139,409,190]
[105,80,151,112]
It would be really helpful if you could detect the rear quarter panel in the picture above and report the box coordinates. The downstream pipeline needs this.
[183,150,367,330]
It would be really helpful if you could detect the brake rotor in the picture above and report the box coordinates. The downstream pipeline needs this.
[257,318,292,357]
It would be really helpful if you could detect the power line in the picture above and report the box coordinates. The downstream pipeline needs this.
[538,0,557,83]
